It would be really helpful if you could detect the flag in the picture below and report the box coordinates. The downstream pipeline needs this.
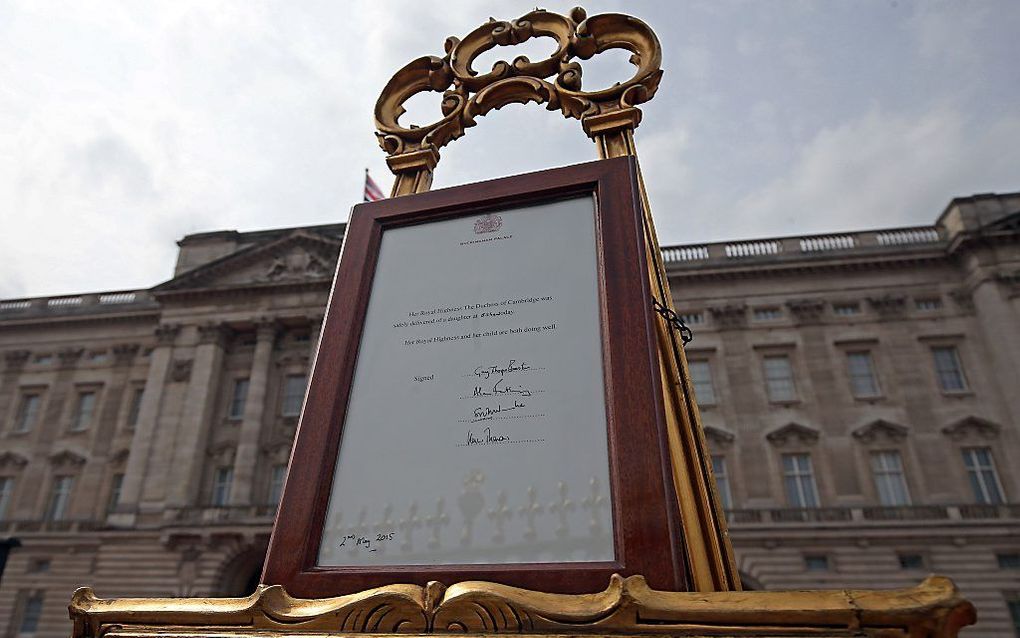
[363,169,385,202]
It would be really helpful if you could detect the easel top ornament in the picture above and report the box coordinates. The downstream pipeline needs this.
[374,7,662,196]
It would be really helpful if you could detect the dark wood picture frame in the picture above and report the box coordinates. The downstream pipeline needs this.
[262,157,687,596]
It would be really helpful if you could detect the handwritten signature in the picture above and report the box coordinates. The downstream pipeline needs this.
[473,359,531,380]
[472,377,535,398]
[465,427,511,445]
[471,400,526,422]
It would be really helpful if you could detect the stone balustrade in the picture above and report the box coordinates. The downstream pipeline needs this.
[726,503,1020,526]
[0,289,157,318]
[660,225,944,267]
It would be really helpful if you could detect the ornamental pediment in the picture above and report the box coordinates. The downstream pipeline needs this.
[941,416,1001,441]
[765,422,819,447]
[0,451,29,470]
[852,419,909,444]
[702,425,735,446]
[49,449,88,469]
[154,230,341,293]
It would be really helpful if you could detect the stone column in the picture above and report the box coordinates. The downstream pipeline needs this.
[971,277,1020,424]
[112,325,178,525]
[230,318,277,505]
[165,322,228,509]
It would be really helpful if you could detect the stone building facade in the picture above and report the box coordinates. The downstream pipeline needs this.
[0,192,1018,636]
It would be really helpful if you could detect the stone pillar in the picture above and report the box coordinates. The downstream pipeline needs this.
[230,318,277,505]
[112,325,177,525]
[165,323,228,509]
[971,277,1020,424]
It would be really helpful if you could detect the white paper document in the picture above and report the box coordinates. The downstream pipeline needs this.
[318,196,615,566]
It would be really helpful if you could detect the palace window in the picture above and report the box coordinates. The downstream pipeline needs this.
[962,448,1005,504]
[915,297,943,311]
[70,391,96,431]
[46,476,74,520]
[804,554,829,571]
[679,310,704,325]
[931,346,967,392]
[753,307,783,321]
[107,473,124,512]
[711,455,732,509]
[269,464,287,505]
[998,553,1020,569]
[281,374,307,417]
[847,351,881,398]
[688,360,716,405]
[27,558,50,573]
[14,393,41,433]
[782,453,819,508]
[898,553,925,570]
[832,302,860,316]
[212,467,233,506]
[19,592,44,633]
[763,355,796,402]
[871,451,911,506]
[228,378,249,420]
[0,477,14,520]
[1008,594,1020,638]
[126,387,144,427]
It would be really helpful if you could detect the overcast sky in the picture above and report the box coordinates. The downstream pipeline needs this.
[1,0,1018,298]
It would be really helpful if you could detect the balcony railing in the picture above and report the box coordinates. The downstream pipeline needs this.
[660,225,944,266]
[0,519,103,533]
[726,503,1020,525]
[0,289,157,318]
[165,505,278,524]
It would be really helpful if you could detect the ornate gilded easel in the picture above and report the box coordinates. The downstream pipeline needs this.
[70,8,975,637]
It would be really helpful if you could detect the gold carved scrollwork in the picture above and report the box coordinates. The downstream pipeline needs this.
[374,7,662,196]
[70,575,975,637]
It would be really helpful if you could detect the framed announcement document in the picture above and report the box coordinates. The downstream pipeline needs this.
[263,157,686,595]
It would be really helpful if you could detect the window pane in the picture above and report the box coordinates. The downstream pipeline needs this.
[47,476,73,520]
[107,473,124,512]
[71,392,96,431]
[127,388,144,426]
[212,467,233,506]
[962,447,1005,504]
[847,352,880,397]
[20,594,44,633]
[711,455,731,509]
[763,356,795,402]
[932,346,966,391]
[0,477,13,520]
[15,394,41,432]
[282,375,307,416]
[782,453,818,507]
[229,379,249,419]
[870,451,910,505]
[898,553,924,569]
[804,555,829,571]
[689,361,716,405]
[270,464,287,504]
[1009,599,1020,636]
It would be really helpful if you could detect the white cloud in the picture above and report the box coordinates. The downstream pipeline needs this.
[728,107,1020,239]
[0,0,1018,298]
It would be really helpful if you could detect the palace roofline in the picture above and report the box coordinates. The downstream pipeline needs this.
[1,191,1016,313]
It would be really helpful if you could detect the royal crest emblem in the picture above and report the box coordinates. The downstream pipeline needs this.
[473,214,503,234]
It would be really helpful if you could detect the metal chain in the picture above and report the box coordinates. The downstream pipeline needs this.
[652,297,693,345]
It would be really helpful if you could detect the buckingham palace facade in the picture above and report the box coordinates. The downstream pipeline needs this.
[1,190,1018,636]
